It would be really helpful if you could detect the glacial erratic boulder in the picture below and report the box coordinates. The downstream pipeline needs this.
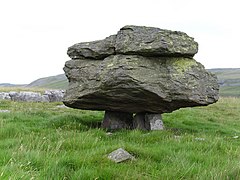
[64,54,218,113]
[63,25,219,130]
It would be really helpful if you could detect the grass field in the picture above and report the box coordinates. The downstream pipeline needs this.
[1,98,240,179]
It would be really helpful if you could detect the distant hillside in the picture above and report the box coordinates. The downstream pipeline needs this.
[208,68,240,97]
[26,74,68,89]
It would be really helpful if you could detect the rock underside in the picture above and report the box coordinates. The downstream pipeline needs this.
[63,25,219,131]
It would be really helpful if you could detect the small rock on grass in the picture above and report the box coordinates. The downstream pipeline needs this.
[56,104,69,108]
[108,148,135,163]
[106,132,113,136]
[195,137,205,141]
[0,110,10,113]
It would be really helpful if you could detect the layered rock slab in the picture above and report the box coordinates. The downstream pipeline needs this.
[115,25,198,57]
[67,25,198,60]
[63,54,219,114]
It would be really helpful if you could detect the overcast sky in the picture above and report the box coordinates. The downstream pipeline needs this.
[0,0,239,84]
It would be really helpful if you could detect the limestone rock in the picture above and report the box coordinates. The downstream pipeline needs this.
[108,148,135,163]
[115,25,198,57]
[67,25,198,60]
[63,55,219,113]
[64,25,219,130]
[133,112,150,130]
[0,110,10,113]
[4,90,64,102]
[102,111,133,130]
[133,113,164,130]
[145,114,164,130]
[56,104,69,108]
[0,92,11,100]
[44,90,64,102]
[67,35,116,60]
[9,91,46,102]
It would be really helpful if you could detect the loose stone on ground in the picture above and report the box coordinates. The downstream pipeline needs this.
[108,148,135,163]
[0,110,10,113]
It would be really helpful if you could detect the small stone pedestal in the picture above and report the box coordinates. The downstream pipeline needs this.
[102,111,133,131]
[133,113,164,130]
[102,111,164,131]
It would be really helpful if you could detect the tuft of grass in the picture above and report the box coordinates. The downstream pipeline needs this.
[0,97,240,179]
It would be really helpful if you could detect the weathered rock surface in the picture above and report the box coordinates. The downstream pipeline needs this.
[133,112,150,130]
[0,92,11,100]
[67,35,116,60]
[102,111,133,130]
[133,113,164,130]
[9,91,49,102]
[67,25,198,60]
[108,148,135,163]
[44,90,64,102]
[146,114,164,130]
[63,55,219,113]
[64,25,219,131]
[0,90,64,102]
[115,25,198,57]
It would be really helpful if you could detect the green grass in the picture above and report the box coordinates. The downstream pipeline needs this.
[1,98,240,179]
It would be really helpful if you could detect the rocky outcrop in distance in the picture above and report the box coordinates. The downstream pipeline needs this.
[0,90,64,102]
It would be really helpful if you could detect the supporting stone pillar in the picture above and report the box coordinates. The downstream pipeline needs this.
[133,112,150,130]
[145,113,164,130]
[133,113,164,130]
[102,111,133,131]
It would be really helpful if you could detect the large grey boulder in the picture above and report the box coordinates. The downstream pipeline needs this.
[67,25,198,60]
[64,25,219,131]
[63,55,219,114]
